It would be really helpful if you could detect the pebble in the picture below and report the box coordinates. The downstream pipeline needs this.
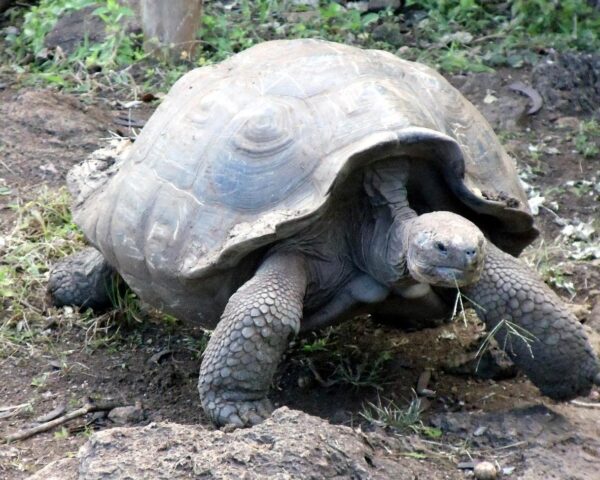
[474,461,497,480]
[108,403,145,425]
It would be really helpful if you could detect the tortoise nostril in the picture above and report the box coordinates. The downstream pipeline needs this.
[464,248,478,264]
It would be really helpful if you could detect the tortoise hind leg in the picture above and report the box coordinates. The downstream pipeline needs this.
[199,253,307,428]
[47,246,116,310]
[465,242,599,400]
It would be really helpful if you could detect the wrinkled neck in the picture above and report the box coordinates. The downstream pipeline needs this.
[349,203,417,286]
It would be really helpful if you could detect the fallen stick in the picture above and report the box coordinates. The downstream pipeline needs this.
[0,403,31,420]
[0,403,30,412]
[570,400,600,409]
[3,400,123,443]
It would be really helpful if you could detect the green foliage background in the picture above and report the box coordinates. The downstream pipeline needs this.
[1,0,598,93]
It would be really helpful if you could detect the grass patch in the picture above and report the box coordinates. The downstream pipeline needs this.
[293,318,394,390]
[574,120,600,159]
[0,187,83,354]
[360,393,442,438]
[0,186,173,356]
[2,1,599,95]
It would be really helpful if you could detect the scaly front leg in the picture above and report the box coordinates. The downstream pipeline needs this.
[465,243,599,400]
[199,253,307,427]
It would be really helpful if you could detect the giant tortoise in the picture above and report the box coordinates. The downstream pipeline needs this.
[49,39,600,427]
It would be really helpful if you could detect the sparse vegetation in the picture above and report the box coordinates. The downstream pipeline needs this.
[476,318,537,361]
[360,393,442,438]
[2,0,599,94]
[574,120,600,159]
[0,188,82,338]
[293,319,394,390]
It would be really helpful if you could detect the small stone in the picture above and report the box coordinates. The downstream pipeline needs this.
[291,0,319,6]
[108,403,145,425]
[368,0,401,11]
[555,116,579,129]
[371,23,403,47]
[474,461,497,480]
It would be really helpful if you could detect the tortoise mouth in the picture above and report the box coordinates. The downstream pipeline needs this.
[409,262,482,287]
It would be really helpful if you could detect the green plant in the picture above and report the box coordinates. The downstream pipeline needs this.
[476,318,537,361]
[332,349,393,390]
[0,187,83,354]
[294,319,394,390]
[574,120,600,159]
[54,426,70,440]
[360,393,442,438]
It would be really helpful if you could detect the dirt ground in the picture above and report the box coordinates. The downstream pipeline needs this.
[1,58,599,479]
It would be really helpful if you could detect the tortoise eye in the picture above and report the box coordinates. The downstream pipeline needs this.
[435,241,447,253]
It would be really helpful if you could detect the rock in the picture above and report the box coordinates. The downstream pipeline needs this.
[433,405,600,479]
[368,0,401,11]
[474,461,498,480]
[107,402,145,425]
[347,1,369,12]
[554,116,580,130]
[44,3,141,56]
[371,23,403,47]
[28,408,454,480]
[455,73,529,130]
[532,52,600,116]
[587,298,600,333]
[291,0,319,7]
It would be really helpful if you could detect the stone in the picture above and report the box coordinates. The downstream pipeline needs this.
[368,0,401,11]
[27,408,452,479]
[108,403,146,425]
[371,23,403,47]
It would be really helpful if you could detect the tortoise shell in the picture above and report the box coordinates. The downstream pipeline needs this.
[71,39,536,325]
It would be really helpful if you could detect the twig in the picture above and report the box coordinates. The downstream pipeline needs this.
[3,400,123,442]
[571,400,600,409]
[304,358,336,388]
[0,403,31,420]
[0,403,30,412]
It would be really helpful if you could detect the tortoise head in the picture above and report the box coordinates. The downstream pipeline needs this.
[405,211,486,288]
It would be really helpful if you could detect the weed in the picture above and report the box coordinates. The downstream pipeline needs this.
[574,120,600,159]
[332,349,392,390]
[476,318,537,362]
[360,392,442,438]
[0,187,83,340]
[30,372,50,388]
[293,319,394,390]
[3,0,599,93]
[53,426,70,440]
[106,278,144,327]
[183,333,210,360]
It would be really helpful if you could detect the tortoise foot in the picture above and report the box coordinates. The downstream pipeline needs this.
[47,247,115,310]
[203,395,274,428]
